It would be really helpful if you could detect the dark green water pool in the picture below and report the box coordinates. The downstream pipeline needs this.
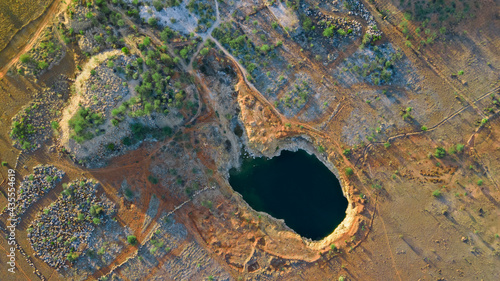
[229,149,348,241]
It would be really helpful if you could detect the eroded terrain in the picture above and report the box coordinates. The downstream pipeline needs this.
[0,0,499,280]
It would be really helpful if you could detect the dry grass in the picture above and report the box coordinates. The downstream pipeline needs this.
[0,0,53,52]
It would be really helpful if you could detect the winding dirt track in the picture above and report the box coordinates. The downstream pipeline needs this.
[0,0,65,79]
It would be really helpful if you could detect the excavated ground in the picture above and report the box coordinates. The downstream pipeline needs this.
[0,0,499,280]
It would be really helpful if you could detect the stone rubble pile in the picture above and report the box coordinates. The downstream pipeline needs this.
[15,165,65,224]
[304,8,363,36]
[15,25,65,77]
[346,0,383,38]
[80,55,136,116]
[27,179,115,270]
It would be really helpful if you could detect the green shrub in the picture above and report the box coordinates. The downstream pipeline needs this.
[106,143,115,150]
[448,146,457,154]
[66,252,80,262]
[456,143,465,153]
[68,107,104,143]
[345,167,354,176]
[38,61,49,69]
[148,17,158,26]
[180,48,188,59]
[122,136,132,146]
[124,188,133,199]
[200,47,209,56]
[302,17,312,31]
[323,26,334,37]
[432,190,441,197]
[343,149,351,156]
[20,54,31,63]
[90,205,103,217]
[148,175,159,184]
[127,235,137,245]
[434,147,446,158]
[259,44,271,53]
[477,179,483,186]
[1,161,7,166]
[51,121,59,130]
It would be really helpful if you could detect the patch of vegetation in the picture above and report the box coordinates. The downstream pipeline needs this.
[16,25,64,76]
[68,107,104,143]
[187,0,216,32]
[10,116,37,150]
[278,80,312,109]
[124,187,133,199]
[432,189,442,197]
[124,123,173,145]
[345,167,354,176]
[148,175,159,184]
[339,45,403,85]
[127,235,137,245]
[212,21,284,77]
[434,147,446,158]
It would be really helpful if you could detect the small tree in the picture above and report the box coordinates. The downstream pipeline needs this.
[432,189,441,197]
[38,61,49,69]
[122,47,130,55]
[345,168,354,176]
[200,48,209,56]
[179,48,188,59]
[20,54,31,63]
[434,147,446,158]
[127,235,137,245]
[323,26,334,37]
[148,17,158,27]
[259,44,270,54]
[51,121,60,130]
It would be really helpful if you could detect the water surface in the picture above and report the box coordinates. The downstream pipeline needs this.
[229,149,347,240]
